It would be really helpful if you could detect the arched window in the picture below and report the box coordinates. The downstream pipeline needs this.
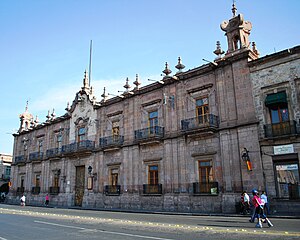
[233,35,240,50]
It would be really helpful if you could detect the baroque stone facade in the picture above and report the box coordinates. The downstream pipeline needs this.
[9,4,300,213]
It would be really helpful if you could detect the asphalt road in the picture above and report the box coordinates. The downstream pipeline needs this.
[0,204,299,240]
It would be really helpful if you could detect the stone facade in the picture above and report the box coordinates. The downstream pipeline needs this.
[8,4,300,214]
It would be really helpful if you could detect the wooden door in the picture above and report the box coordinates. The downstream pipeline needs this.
[75,166,85,206]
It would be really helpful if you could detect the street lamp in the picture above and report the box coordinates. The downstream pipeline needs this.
[88,166,93,175]
[242,148,252,171]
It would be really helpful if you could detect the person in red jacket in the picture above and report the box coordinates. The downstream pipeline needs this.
[252,189,273,228]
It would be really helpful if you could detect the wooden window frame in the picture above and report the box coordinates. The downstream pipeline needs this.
[148,164,159,185]
[196,97,209,124]
[198,160,213,183]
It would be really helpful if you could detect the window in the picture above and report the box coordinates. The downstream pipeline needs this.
[275,162,300,199]
[110,168,119,186]
[57,133,63,148]
[233,35,240,50]
[112,122,120,142]
[20,176,24,188]
[196,97,209,124]
[53,175,59,188]
[149,111,158,134]
[38,140,43,153]
[270,104,289,124]
[198,160,213,183]
[35,175,40,187]
[265,92,291,136]
[5,166,11,176]
[196,160,216,194]
[78,127,86,143]
[265,92,289,124]
[148,165,159,185]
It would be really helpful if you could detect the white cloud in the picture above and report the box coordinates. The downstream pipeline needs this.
[29,74,162,122]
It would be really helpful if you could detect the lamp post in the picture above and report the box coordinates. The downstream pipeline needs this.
[242,148,252,171]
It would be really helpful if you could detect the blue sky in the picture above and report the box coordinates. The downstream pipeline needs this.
[1,0,299,155]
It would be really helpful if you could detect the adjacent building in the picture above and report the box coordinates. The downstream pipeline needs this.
[250,47,300,212]
[0,153,12,196]
[8,4,300,213]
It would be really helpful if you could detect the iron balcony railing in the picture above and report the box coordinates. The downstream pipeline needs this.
[104,185,121,195]
[15,155,25,164]
[193,182,219,195]
[1,174,10,181]
[264,120,300,138]
[99,136,124,148]
[49,186,60,195]
[135,126,164,141]
[46,148,61,158]
[181,114,219,131]
[31,187,40,195]
[143,184,163,194]
[61,140,95,153]
[29,152,44,161]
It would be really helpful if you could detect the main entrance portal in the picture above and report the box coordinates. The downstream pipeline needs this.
[75,166,85,206]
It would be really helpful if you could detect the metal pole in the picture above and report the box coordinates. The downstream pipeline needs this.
[89,40,92,86]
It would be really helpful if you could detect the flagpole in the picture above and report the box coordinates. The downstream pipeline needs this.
[89,40,92,86]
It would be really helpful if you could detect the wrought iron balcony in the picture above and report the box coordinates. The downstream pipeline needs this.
[61,140,95,154]
[29,152,44,161]
[46,148,61,158]
[99,136,124,148]
[1,174,10,181]
[143,184,162,194]
[181,114,219,132]
[135,126,164,141]
[193,182,219,195]
[14,155,26,164]
[31,187,40,195]
[49,186,60,195]
[104,185,121,195]
[264,120,300,138]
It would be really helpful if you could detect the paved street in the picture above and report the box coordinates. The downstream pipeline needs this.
[0,204,299,240]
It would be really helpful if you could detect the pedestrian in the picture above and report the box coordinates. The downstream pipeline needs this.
[0,192,5,203]
[260,197,274,227]
[20,194,26,206]
[260,191,270,215]
[251,189,273,228]
[45,194,49,207]
[240,191,250,214]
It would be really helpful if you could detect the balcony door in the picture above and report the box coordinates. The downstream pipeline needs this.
[149,111,158,134]
[198,160,213,193]
[196,97,209,125]
[270,103,290,135]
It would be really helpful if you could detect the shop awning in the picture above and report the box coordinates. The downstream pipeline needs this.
[265,92,287,106]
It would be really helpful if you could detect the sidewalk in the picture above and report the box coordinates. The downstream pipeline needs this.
[2,202,300,219]
[67,205,300,219]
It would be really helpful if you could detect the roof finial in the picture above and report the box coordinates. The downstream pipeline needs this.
[162,62,172,76]
[101,87,108,102]
[51,108,56,120]
[133,74,141,90]
[213,41,225,59]
[46,110,51,122]
[175,57,185,73]
[232,0,237,17]
[123,77,131,92]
